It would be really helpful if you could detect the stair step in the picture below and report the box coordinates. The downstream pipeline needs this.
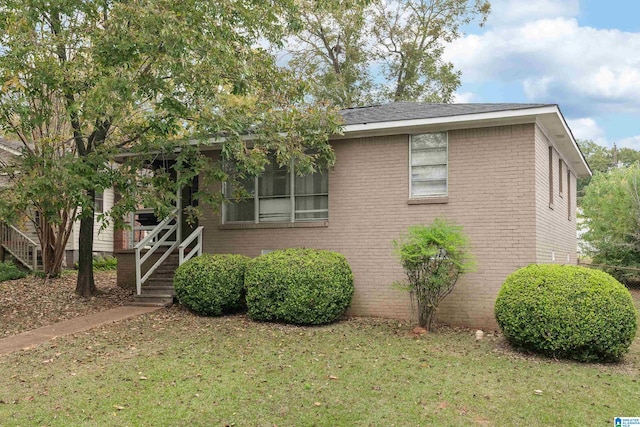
[147,278,174,286]
[141,286,176,296]
[126,300,173,308]
[129,294,174,307]
[152,270,176,277]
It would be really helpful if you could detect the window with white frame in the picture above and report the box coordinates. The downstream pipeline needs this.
[223,159,328,223]
[95,191,104,213]
[410,132,448,197]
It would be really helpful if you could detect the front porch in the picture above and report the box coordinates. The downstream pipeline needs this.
[116,204,203,306]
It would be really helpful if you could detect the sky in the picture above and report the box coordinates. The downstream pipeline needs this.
[444,0,640,149]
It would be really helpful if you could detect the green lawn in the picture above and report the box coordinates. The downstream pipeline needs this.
[1,294,639,426]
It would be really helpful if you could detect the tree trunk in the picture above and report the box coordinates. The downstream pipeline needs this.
[75,190,97,297]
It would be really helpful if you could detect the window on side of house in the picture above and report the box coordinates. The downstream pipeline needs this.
[548,146,554,207]
[224,174,255,223]
[410,132,448,198]
[567,170,572,220]
[558,159,563,197]
[223,158,328,224]
[95,191,104,213]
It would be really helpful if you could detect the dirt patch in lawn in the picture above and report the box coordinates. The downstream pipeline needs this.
[0,271,133,338]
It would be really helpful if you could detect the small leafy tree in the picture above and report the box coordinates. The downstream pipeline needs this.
[393,218,474,330]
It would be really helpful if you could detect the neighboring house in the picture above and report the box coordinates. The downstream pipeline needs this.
[0,137,115,268]
[0,138,21,187]
[117,102,591,328]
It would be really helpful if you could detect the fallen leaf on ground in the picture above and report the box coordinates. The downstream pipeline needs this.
[1,271,133,339]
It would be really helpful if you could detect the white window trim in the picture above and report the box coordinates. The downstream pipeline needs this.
[409,132,449,199]
[222,162,329,224]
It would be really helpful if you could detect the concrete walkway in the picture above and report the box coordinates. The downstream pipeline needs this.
[0,306,162,356]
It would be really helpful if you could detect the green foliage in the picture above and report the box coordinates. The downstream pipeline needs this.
[245,248,354,325]
[580,164,640,284]
[174,254,250,316]
[576,139,640,201]
[73,256,117,271]
[286,0,490,106]
[0,261,27,282]
[495,264,637,362]
[393,218,474,330]
[0,0,342,294]
[93,256,117,271]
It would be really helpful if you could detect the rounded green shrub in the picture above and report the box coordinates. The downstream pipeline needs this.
[495,264,637,362]
[245,248,354,325]
[174,253,250,316]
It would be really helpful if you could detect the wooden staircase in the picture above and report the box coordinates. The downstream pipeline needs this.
[0,222,42,271]
[129,252,178,307]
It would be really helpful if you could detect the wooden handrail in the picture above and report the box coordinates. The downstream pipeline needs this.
[179,226,204,265]
[134,208,180,295]
[0,222,41,271]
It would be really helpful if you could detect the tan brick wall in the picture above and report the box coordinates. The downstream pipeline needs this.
[115,250,136,289]
[115,249,165,289]
[534,124,578,264]
[199,124,542,328]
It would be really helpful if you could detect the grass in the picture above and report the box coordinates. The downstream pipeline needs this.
[1,294,639,426]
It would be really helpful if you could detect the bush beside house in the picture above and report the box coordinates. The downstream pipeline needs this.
[174,254,250,316]
[495,264,637,362]
[0,261,27,282]
[393,219,474,331]
[245,248,354,325]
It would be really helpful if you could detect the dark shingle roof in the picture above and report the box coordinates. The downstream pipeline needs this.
[340,101,553,125]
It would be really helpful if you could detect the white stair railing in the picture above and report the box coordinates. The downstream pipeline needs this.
[0,223,41,271]
[134,208,179,295]
[179,226,204,265]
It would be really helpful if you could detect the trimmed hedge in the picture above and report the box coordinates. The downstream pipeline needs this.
[245,248,354,325]
[174,254,250,316]
[495,264,637,362]
[0,261,27,282]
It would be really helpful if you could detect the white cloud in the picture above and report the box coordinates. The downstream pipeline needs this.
[445,1,640,116]
[617,135,640,151]
[567,117,607,145]
[487,0,579,25]
[452,91,477,103]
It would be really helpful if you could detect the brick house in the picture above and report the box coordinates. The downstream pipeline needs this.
[117,102,591,328]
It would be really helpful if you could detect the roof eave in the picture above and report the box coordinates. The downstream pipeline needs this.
[335,105,591,178]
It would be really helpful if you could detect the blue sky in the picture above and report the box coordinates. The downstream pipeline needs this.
[444,0,640,149]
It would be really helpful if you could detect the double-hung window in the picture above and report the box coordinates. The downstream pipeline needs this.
[410,132,448,197]
[224,159,328,223]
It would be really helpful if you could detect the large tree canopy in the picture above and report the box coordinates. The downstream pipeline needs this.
[0,0,341,295]
[576,139,640,201]
[580,164,640,284]
[285,0,490,107]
